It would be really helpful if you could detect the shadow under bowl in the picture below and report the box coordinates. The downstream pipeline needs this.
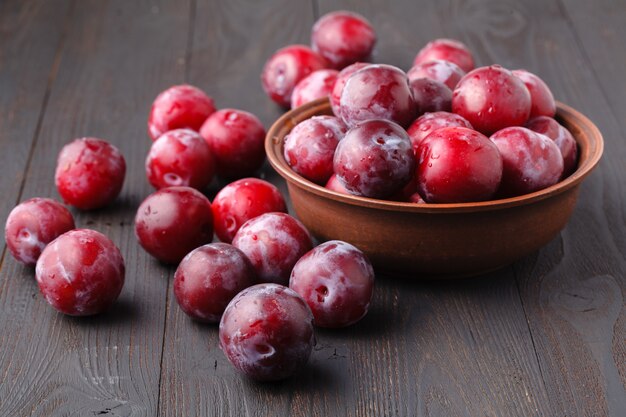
[266,99,603,278]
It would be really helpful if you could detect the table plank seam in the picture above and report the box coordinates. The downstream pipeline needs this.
[156,0,195,414]
[0,0,75,275]
[556,0,626,141]
[155,270,173,417]
[184,0,198,83]
[513,265,550,395]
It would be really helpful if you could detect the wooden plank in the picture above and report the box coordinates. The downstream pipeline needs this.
[424,0,626,415]
[559,5,626,399]
[0,0,191,415]
[156,1,324,415]
[313,2,555,415]
[0,0,70,252]
[157,0,552,416]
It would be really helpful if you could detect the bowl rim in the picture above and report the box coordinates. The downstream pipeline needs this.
[266,98,604,214]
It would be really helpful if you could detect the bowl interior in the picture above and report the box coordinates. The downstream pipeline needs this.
[266,98,604,214]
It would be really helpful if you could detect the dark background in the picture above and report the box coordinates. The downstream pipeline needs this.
[0,0,624,416]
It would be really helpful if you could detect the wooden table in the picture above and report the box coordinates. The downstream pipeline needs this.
[1,0,624,416]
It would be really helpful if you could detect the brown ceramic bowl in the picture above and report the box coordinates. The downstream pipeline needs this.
[266,99,603,278]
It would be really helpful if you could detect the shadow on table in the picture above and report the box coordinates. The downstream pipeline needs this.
[62,297,139,327]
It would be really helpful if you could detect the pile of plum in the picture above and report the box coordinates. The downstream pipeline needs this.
[4,9,579,382]
[5,83,376,380]
[261,12,577,203]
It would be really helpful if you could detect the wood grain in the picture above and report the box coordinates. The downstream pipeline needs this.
[424,0,626,415]
[0,0,624,416]
[156,1,320,416]
[0,0,72,253]
[558,3,626,408]
[0,0,190,415]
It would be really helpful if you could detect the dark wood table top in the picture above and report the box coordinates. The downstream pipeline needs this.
[1,0,624,416]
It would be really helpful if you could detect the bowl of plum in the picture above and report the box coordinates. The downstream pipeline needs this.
[265,62,603,278]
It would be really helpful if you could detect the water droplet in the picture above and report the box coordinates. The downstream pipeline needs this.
[164,173,183,186]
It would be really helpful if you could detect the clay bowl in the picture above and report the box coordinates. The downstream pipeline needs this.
[266,99,603,278]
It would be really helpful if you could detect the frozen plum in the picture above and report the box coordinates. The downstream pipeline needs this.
[261,45,328,108]
[146,129,215,190]
[407,111,473,151]
[338,64,417,128]
[330,62,368,116]
[407,59,465,90]
[526,116,578,177]
[290,69,339,109]
[199,109,266,179]
[174,243,256,323]
[311,11,376,69]
[212,178,287,243]
[232,213,313,285]
[5,198,75,266]
[147,84,216,140]
[452,65,531,135]
[55,137,126,210]
[284,115,347,184]
[35,229,125,316]
[512,69,556,118]
[333,119,415,198]
[219,283,315,381]
[416,127,503,203]
[135,186,213,264]
[410,78,452,115]
[413,38,475,73]
[490,127,564,197]
[289,240,374,328]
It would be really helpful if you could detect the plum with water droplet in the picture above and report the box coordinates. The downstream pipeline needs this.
[134,186,213,264]
[407,111,473,152]
[212,178,287,243]
[512,69,556,118]
[35,229,124,316]
[413,38,475,73]
[311,11,376,69]
[283,115,347,184]
[407,59,466,90]
[55,137,126,210]
[199,109,266,179]
[410,77,453,115]
[526,116,577,178]
[146,129,215,190]
[415,126,503,203]
[452,65,531,135]
[490,126,563,197]
[289,240,374,328]
[290,69,339,109]
[219,283,315,381]
[5,198,75,265]
[338,64,417,128]
[147,84,216,140]
[261,45,328,108]
[232,213,312,285]
[333,119,415,198]
[174,243,256,322]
